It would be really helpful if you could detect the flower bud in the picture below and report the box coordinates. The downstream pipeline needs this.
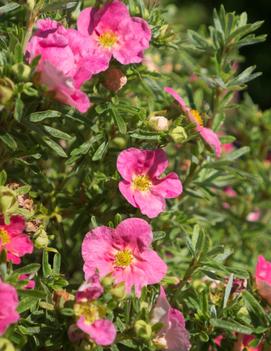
[0,338,15,351]
[101,274,115,288]
[27,0,35,10]
[111,137,127,149]
[0,186,17,213]
[149,116,170,132]
[0,78,14,105]
[103,67,127,92]
[134,320,152,340]
[12,63,31,81]
[110,282,126,300]
[34,228,49,249]
[170,126,188,144]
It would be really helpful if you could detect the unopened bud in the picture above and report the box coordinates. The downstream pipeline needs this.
[111,137,127,149]
[27,0,35,10]
[101,274,114,288]
[12,63,31,81]
[0,338,15,351]
[0,186,17,213]
[34,228,49,249]
[170,126,187,143]
[134,320,152,340]
[103,67,127,92]
[149,116,169,132]
[0,78,14,105]
[110,282,126,300]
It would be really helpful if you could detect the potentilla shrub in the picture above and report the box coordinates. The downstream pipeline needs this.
[0,0,271,350]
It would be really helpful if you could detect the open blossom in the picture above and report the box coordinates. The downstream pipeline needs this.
[117,148,183,218]
[26,19,107,113]
[255,255,271,304]
[0,280,20,335]
[0,215,33,264]
[82,218,167,297]
[74,276,116,346]
[151,287,191,351]
[165,87,221,157]
[77,0,151,69]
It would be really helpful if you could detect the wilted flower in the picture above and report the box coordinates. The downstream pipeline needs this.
[117,148,183,218]
[77,0,151,68]
[255,255,271,304]
[82,218,167,296]
[0,280,19,335]
[26,19,107,112]
[76,274,104,302]
[103,67,127,92]
[0,215,33,264]
[151,287,191,351]
[165,87,222,157]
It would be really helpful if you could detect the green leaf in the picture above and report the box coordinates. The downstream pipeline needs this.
[242,290,269,325]
[13,263,40,275]
[53,253,61,274]
[210,319,254,334]
[0,170,7,185]
[0,2,20,15]
[17,289,47,298]
[17,297,38,313]
[92,141,108,161]
[44,126,73,141]
[29,110,61,122]
[14,96,24,122]
[42,136,67,157]
[225,146,250,161]
[0,133,17,151]
[223,273,234,308]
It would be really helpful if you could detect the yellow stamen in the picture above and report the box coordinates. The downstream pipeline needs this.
[132,175,152,192]
[98,31,118,48]
[0,228,10,245]
[74,302,105,324]
[190,109,203,126]
[114,249,133,268]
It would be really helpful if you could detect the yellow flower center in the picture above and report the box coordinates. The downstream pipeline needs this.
[114,249,133,268]
[98,31,118,48]
[74,302,105,324]
[190,109,203,126]
[0,228,10,245]
[132,175,152,192]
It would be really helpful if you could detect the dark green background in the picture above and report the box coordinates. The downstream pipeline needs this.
[166,0,271,109]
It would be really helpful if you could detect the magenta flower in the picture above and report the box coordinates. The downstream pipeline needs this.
[151,287,191,351]
[165,87,222,157]
[19,274,35,290]
[76,273,104,302]
[26,19,107,112]
[0,215,33,264]
[0,280,20,335]
[82,218,167,297]
[74,276,116,346]
[77,0,151,68]
[255,255,271,304]
[117,148,183,218]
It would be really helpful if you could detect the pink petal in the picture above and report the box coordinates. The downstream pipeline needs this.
[134,190,166,218]
[197,126,222,158]
[0,280,20,336]
[152,287,171,326]
[118,180,137,207]
[152,172,183,199]
[116,218,153,248]
[77,317,116,346]
[165,309,191,351]
[164,87,192,118]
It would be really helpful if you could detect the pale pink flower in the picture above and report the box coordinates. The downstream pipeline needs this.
[224,187,237,198]
[74,277,116,346]
[82,218,167,296]
[165,87,221,157]
[151,287,191,351]
[19,274,35,289]
[26,19,107,112]
[0,215,33,264]
[247,210,261,222]
[0,280,20,335]
[255,255,271,304]
[76,273,104,302]
[117,148,183,218]
[77,0,151,69]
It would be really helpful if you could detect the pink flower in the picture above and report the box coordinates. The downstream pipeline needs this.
[247,210,261,222]
[26,19,107,112]
[214,335,223,346]
[82,218,167,297]
[165,87,222,157]
[255,255,271,304]
[235,335,263,351]
[0,215,33,264]
[0,280,20,335]
[224,187,237,198]
[77,0,151,68]
[117,148,183,218]
[74,277,116,346]
[19,274,35,289]
[76,274,104,302]
[151,287,191,351]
